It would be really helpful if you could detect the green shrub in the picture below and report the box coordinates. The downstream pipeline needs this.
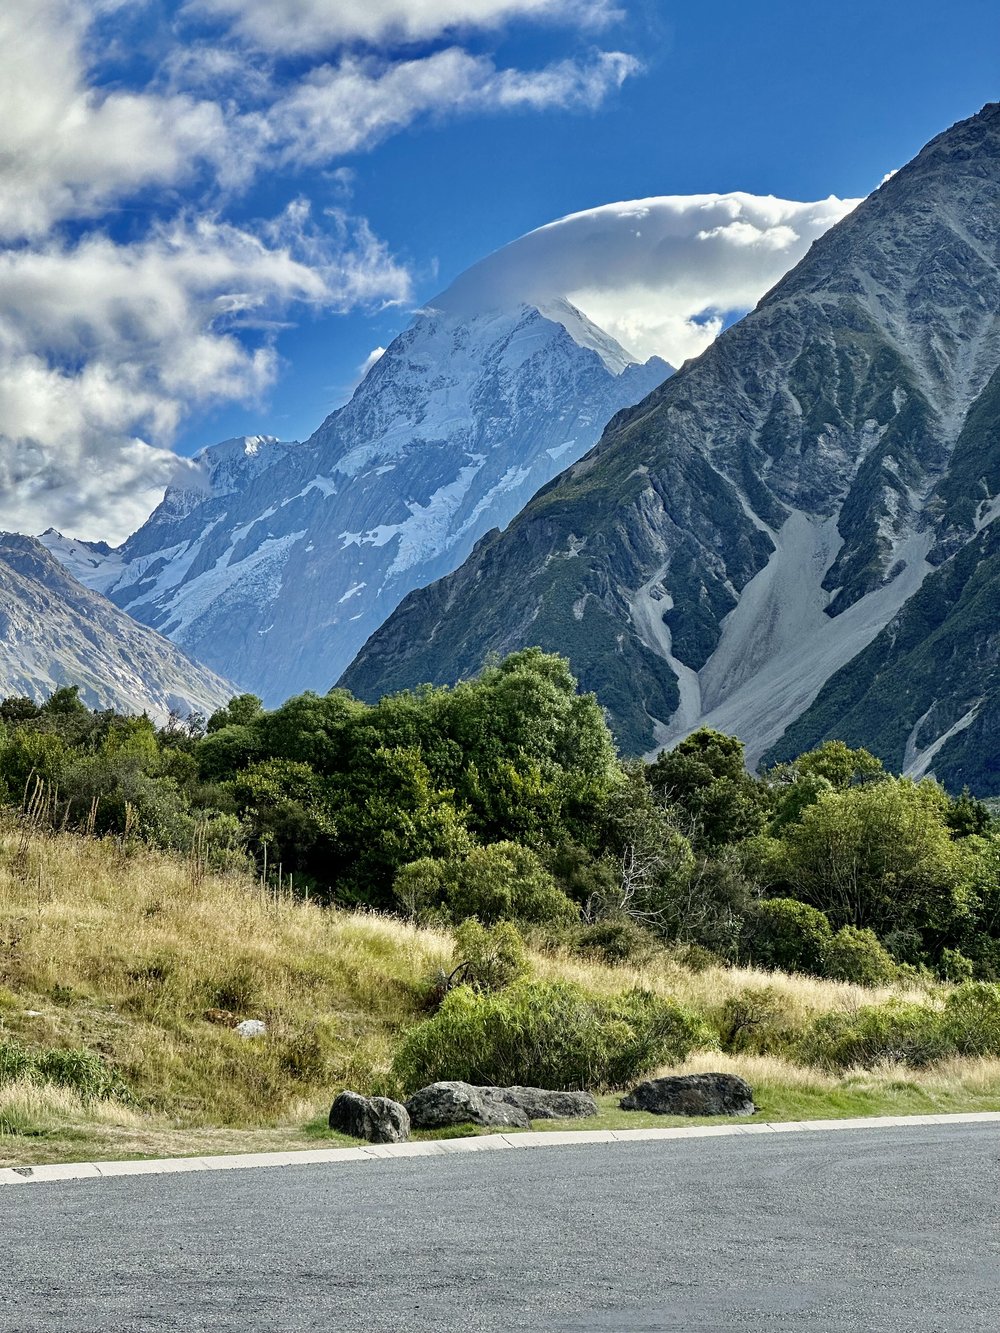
[392,979,705,1092]
[798,1002,950,1070]
[575,917,661,966]
[803,985,1000,1070]
[452,919,529,993]
[743,898,833,975]
[0,1041,132,1102]
[670,943,723,973]
[823,927,897,986]
[717,986,797,1054]
[395,842,578,927]
[939,948,975,983]
[447,843,579,925]
[941,982,1000,1056]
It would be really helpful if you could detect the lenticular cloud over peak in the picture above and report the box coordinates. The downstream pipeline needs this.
[440,192,862,367]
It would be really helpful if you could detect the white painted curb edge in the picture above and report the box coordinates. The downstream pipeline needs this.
[3,1111,1000,1186]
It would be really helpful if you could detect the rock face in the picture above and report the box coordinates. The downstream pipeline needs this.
[620,1073,756,1117]
[328,1090,411,1144]
[0,532,235,721]
[405,1080,598,1129]
[406,1081,530,1130]
[489,1086,598,1121]
[43,302,667,706]
[342,105,1000,795]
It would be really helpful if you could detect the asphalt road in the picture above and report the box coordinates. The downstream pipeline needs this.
[2,1123,1000,1332]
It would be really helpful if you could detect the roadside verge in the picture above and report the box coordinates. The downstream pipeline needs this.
[4,1110,1000,1185]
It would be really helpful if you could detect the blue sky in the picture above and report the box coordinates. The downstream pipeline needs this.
[0,0,998,540]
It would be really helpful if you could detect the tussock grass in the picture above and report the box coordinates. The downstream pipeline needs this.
[0,817,997,1166]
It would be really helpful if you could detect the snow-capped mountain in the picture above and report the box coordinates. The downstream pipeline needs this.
[0,534,235,719]
[43,297,669,703]
[342,105,1000,795]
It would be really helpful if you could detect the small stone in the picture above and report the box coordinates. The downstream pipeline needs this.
[620,1072,756,1117]
[234,1019,267,1039]
[204,1008,239,1027]
[328,1090,410,1143]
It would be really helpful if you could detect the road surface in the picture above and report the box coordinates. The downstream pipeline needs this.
[2,1122,999,1331]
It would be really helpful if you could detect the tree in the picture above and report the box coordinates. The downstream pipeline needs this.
[767,741,886,831]
[206,694,263,733]
[946,788,994,839]
[647,729,769,848]
[395,842,578,926]
[741,898,833,974]
[779,777,971,939]
[586,765,699,935]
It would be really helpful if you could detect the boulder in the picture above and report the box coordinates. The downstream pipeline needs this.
[483,1086,598,1120]
[329,1090,411,1143]
[620,1073,756,1117]
[405,1081,530,1130]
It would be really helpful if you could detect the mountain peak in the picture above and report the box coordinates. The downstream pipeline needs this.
[341,108,1000,795]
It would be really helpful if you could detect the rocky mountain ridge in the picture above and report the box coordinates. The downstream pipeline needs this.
[43,303,668,704]
[0,534,235,720]
[342,104,1000,794]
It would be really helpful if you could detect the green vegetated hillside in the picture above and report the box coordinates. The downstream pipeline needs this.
[2,654,1000,1164]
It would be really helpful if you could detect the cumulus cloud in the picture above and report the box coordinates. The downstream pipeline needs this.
[187,0,618,55]
[0,210,412,543]
[0,0,646,540]
[441,193,862,366]
[0,0,230,240]
[268,48,639,164]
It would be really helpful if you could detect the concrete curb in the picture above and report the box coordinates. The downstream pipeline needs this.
[3,1111,1000,1186]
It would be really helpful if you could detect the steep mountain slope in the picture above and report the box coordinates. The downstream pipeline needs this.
[44,308,667,705]
[0,535,235,719]
[342,105,1000,792]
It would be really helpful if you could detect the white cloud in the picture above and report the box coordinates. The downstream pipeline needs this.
[268,48,638,165]
[0,0,230,240]
[0,0,643,540]
[0,210,412,543]
[441,193,863,366]
[187,0,617,55]
[359,346,387,376]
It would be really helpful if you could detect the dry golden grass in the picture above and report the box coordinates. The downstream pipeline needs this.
[0,816,993,1167]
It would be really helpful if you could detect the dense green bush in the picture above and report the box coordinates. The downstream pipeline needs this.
[394,842,578,926]
[798,1002,951,1070]
[742,898,833,975]
[823,926,897,986]
[717,986,796,1054]
[940,982,1000,1056]
[574,917,662,966]
[801,984,1000,1069]
[0,1042,132,1102]
[392,979,706,1092]
[451,919,529,993]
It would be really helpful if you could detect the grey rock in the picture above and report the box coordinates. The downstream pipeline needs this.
[405,1081,530,1130]
[620,1073,756,1118]
[328,1090,411,1144]
[235,1019,266,1039]
[483,1086,598,1120]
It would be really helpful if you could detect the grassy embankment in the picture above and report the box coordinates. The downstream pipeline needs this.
[2,818,1000,1167]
